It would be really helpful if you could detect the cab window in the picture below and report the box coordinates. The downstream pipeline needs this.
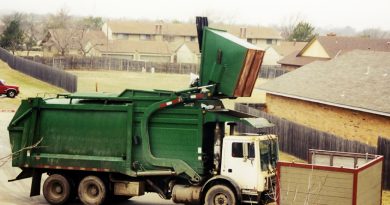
[232,143,243,158]
[232,142,255,158]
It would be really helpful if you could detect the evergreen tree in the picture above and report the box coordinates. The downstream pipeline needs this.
[0,20,24,54]
[289,22,316,42]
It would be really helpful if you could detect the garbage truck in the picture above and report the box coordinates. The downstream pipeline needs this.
[8,17,279,205]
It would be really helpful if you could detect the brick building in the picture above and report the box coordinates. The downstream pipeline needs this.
[260,50,390,145]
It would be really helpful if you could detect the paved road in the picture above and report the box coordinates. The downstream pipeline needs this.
[0,112,179,205]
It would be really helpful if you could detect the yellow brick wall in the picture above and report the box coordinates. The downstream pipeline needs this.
[266,94,390,146]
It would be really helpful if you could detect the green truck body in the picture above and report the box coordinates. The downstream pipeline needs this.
[8,25,277,205]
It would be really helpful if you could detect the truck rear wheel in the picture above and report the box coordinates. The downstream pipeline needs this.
[204,184,236,205]
[43,174,72,205]
[78,176,106,205]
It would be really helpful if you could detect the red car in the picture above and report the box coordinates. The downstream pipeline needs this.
[0,79,19,98]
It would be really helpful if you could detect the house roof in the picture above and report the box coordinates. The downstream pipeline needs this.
[106,20,282,40]
[107,20,197,36]
[272,41,307,56]
[210,23,282,40]
[260,50,390,117]
[278,50,327,66]
[96,39,172,55]
[313,36,390,58]
[279,36,390,66]
[43,29,107,49]
[176,42,200,54]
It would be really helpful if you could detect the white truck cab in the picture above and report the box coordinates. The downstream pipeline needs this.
[221,134,278,203]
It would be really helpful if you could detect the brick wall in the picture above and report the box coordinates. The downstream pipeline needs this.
[266,94,390,146]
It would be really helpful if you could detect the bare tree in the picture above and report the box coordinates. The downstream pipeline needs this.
[49,28,78,56]
[280,14,304,40]
[22,14,40,56]
[43,8,79,56]
[359,28,390,39]
[75,28,103,56]
[46,8,72,29]
[73,18,105,56]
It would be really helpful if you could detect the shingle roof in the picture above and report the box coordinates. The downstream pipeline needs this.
[210,23,282,39]
[43,29,107,48]
[96,39,172,55]
[277,50,327,66]
[106,20,282,39]
[314,36,390,58]
[177,42,200,54]
[107,20,197,36]
[279,36,390,66]
[260,50,390,117]
[272,41,307,56]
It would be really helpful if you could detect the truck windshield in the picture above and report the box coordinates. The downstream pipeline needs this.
[259,139,278,171]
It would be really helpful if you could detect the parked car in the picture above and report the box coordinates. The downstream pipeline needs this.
[0,79,19,98]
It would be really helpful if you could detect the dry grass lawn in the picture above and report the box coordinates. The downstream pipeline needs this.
[383,191,390,205]
[70,70,267,110]
[0,61,64,110]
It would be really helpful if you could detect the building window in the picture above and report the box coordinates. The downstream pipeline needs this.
[140,34,153,40]
[163,35,175,42]
[266,39,273,45]
[247,39,253,44]
[190,36,196,42]
[114,33,129,40]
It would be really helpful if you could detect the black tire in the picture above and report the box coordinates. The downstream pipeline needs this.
[204,184,236,205]
[78,176,106,205]
[6,90,16,98]
[43,174,72,205]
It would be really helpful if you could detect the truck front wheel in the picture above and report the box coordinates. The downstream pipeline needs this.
[78,176,106,205]
[43,174,71,205]
[204,185,236,205]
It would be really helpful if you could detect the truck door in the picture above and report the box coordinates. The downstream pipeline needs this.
[221,141,258,190]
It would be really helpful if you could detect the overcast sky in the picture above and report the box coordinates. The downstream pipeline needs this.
[1,0,390,30]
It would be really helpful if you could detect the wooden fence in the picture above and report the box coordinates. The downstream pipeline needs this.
[24,56,200,74]
[378,137,390,189]
[259,65,289,79]
[235,103,390,189]
[23,56,290,79]
[0,48,77,92]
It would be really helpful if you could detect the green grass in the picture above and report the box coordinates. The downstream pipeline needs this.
[0,61,64,110]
